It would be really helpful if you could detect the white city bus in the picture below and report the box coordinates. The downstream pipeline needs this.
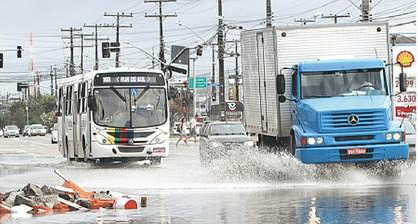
[56,68,170,164]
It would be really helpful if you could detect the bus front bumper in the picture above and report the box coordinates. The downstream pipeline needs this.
[91,141,169,159]
[295,143,409,164]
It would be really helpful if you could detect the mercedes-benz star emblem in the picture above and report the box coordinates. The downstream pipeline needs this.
[348,114,359,125]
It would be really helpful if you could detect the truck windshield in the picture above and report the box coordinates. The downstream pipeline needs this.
[301,69,387,99]
[93,87,167,128]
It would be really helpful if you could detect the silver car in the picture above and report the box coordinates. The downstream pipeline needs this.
[3,125,20,138]
[29,124,47,136]
[199,121,255,164]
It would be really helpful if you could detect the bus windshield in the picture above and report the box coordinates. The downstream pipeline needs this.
[93,87,167,128]
[301,69,387,99]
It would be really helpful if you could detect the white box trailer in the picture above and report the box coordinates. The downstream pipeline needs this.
[241,22,391,139]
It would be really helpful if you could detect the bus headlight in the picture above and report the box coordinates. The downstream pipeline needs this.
[97,134,111,145]
[150,133,166,145]
[307,137,316,145]
[386,133,393,141]
[393,133,401,141]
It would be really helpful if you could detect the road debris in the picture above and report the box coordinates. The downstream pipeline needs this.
[0,169,147,219]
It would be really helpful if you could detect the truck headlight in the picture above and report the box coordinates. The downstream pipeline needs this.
[307,137,316,145]
[244,140,254,147]
[393,133,401,141]
[386,133,392,141]
[316,137,323,144]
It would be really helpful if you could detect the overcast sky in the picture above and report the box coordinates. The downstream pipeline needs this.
[0,0,416,95]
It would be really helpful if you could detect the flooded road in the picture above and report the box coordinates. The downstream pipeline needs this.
[0,135,415,223]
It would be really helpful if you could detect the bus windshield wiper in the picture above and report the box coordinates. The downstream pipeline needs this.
[134,86,150,103]
[110,86,126,102]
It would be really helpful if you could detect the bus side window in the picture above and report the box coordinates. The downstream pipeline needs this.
[77,83,82,113]
[81,83,87,113]
[68,86,73,115]
[65,86,69,115]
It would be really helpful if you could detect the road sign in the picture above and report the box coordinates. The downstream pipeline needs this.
[188,76,207,89]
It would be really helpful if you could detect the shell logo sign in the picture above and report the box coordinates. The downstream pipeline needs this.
[396,50,414,67]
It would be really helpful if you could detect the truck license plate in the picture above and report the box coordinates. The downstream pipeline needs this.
[347,148,366,155]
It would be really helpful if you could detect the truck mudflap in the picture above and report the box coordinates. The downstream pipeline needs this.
[295,143,409,164]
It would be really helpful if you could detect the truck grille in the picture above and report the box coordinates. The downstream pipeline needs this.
[335,135,374,142]
[321,110,386,132]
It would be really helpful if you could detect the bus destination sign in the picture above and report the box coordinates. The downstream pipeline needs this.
[94,73,165,86]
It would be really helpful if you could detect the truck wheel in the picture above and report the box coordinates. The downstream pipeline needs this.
[290,134,296,156]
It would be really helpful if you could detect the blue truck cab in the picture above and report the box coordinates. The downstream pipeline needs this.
[278,59,409,163]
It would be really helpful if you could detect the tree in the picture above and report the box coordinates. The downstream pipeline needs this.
[2,94,56,130]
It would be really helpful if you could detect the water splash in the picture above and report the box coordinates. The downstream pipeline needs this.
[208,147,414,185]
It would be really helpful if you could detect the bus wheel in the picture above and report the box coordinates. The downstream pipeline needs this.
[150,157,161,165]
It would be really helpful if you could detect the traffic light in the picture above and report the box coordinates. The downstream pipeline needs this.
[17,82,22,92]
[17,46,22,58]
[102,42,110,58]
[0,53,3,68]
[196,45,203,56]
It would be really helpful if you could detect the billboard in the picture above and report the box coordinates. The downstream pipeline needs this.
[392,45,416,118]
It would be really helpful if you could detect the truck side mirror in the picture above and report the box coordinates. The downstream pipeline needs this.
[276,74,285,95]
[87,95,96,111]
[399,72,407,93]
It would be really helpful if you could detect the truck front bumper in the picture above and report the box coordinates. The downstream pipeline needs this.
[295,143,409,164]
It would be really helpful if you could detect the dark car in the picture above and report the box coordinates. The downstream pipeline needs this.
[199,121,255,164]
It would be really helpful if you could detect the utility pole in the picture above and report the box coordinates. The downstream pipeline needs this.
[74,33,93,73]
[145,0,177,70]
[321,13,351,24]
[84,24,111,70]
[294,18,316,25]
[211,44,216,102]
[266,0,272,28]
[234,40,240,101]
[361,0,371,22]
[50,66,54,95]
[61,27,82,76]
[104,13,133,67]
[54,67,58,97]
[218,0,226,121]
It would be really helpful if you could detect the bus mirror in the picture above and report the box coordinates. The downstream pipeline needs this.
[88,95,96,110]
[278,95,286,103]
[399,72,407,93]
[276,74,285,95]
